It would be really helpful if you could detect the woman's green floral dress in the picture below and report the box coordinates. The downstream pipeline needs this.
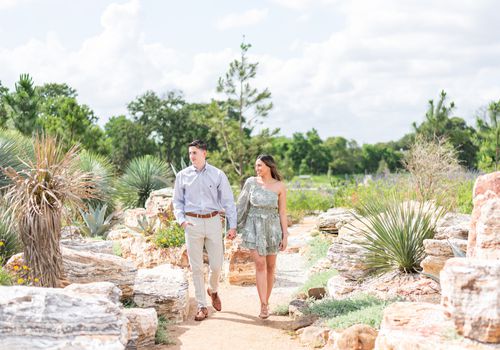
[237,177,283,256]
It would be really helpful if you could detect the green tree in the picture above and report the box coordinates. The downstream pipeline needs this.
[103,115,156,171]
[215,40,273,185]
[413,90,478,168]
[324,136,361,175]
[3,74,40,135]
[0,81,9,128]
[476,100,500,171]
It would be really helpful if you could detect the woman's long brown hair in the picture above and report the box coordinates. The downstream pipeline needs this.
[257,154,283,181]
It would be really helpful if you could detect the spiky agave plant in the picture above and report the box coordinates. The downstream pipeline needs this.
[0,129,32,188]
[115,155,172,208]
[351,195,445,274]
[1,135,96,287]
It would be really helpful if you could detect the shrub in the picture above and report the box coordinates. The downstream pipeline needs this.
[352,196,445,274]
[0,211,21,265]
[272,303,290,316]
[297,269,338,294]
[155,316,174,345]
[287,189,334,213]
[306,294,384,319]
[325,303,388,329]
[115,156,172,209]
[0,267,13,286]
[153,208,185,248]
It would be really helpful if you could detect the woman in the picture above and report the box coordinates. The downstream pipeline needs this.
[237,154,288,319]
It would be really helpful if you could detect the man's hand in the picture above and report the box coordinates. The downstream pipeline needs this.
[181,221,194,229]
[226,228,237,240]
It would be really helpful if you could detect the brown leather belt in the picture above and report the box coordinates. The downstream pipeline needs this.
[185,211,219,219]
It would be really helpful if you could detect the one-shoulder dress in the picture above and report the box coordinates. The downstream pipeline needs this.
[236,177,283,256]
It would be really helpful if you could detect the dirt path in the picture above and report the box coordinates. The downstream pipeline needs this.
[155,217,317,350]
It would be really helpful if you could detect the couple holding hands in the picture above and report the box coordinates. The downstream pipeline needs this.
[173,140,288,321]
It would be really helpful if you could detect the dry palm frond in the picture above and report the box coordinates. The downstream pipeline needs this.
[1,134,97,287]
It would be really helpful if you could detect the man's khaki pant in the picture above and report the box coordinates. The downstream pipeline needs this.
[184,215,223,308]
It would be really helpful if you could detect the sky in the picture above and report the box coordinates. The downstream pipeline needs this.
[1,0,499,144]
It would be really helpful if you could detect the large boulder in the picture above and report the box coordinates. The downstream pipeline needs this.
[145,188,174,217]
[0,282,131,350]
[434,212,470,240]
[133,264,189,323]
[420,238,467,276]
[62,247,137,299]
[473,197,500,259]
[327,219,371,280]
[468,171,500,257]
[317,208,355,235]
[123,308,158,350]
[375,302,496,350]
[224,237,255,285]
[60,238,115,255]
[441,258,500,343]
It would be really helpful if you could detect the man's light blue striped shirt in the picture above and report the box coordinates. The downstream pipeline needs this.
[172,163,237,229]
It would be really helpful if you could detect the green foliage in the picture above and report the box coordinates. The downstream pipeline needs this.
[304,235,334,267]
[325,303,388,329]
[155,315,175,345]
[476,100,500,171]
[352,196,445,274]
[79,204,114,238]
[0,267,13,286]
[153,209,185,248]
[78,150,115,211]
[0,216,20,266]
[306,294,388,321]
[115,155,172,208]
[297,269,338,294]
[0,129,32,188]
[287,190,334,213]
[112,242,122,257]
[3,74,40,135]
[272,303,290,316]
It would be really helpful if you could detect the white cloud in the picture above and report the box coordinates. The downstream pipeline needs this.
[216,8,269,30]
[0,0,25,10]
[270,0,336,11]
[1,0,499,144]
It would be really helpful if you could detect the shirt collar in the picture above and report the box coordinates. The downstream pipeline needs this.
[191,161,209,173]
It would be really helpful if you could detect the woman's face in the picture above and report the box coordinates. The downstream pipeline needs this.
[255,159,270,177]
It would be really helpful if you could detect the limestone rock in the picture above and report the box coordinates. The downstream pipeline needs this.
[60,225,82,240]
[328,220,371,280]
[327,275,356,299]
[123,208,148,229]
[474,197,500,259]
[468,171,500,257]
[308,287,327,300]
[423,238,467,257]
[375,302,496,350]
[0,284,130,350]
[421,255,450,277]
[145,188,174,217]
[298,326,330,348]
[62,247,137,299]
[123,308,158,350]
[441,258,500,343]
[133,264,189,323]
[65,281,123,303]
[61,238,115,255]
[434,212,470,240]
[289,299,308,319]
[334,324,377,350]
[107,226,142,241]
[224,238,255,285]
[317,208,355,234]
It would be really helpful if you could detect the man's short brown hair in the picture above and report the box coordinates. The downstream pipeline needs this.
[188,140,207,150]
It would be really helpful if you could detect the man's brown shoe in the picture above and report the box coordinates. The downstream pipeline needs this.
[194,307,208,321]
[207,288,222,311]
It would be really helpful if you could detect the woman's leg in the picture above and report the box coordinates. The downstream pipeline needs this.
[265,254,277,304]
[250,249,268,306]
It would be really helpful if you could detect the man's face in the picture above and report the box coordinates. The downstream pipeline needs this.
[189,146,206,166]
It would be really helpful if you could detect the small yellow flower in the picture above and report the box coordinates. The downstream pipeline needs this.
[17,278,25,284]
[34,278,39,283]
[13,265,20,271]
[0,241,4,246]
[22,265,29,270]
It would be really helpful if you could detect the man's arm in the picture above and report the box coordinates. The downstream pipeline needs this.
[172,173,186,226]
[219,172,237,230]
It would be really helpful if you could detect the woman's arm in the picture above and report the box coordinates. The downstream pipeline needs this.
[278,182,288,250]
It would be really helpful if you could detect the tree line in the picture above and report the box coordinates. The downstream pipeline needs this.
[0,42,499,186]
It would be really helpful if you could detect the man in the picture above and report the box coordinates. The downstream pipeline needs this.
[173,140,237,321]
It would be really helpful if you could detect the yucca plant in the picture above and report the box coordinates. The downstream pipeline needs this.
[0,206,21,265]
[1,134,96,287]
[78,150,115,212]
[351,196,445,274]
[115,155,172,208]
[0,129,32,188]
[79,204,114,238]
